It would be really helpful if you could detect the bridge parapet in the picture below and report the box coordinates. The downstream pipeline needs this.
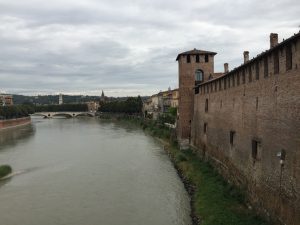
[32,112,95,118]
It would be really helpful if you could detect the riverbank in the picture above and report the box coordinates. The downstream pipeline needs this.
[0,117,31,130]
[104,116,271,225]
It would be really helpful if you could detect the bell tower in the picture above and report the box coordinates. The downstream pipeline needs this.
[176,49,217,145]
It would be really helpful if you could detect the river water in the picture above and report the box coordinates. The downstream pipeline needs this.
[0,117,191,225]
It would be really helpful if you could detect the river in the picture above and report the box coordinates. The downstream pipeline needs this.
[0,117,191,225]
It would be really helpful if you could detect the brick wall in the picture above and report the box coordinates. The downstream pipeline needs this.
[177,53,215,141]
[191,35,300,224]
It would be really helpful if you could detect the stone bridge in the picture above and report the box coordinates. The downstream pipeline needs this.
[32,112,96,118]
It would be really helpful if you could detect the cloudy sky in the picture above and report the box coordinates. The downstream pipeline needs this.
[0,0,299,96]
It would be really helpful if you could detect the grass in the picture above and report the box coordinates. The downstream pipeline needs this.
[0,165,12,179]
[167,145,270,225]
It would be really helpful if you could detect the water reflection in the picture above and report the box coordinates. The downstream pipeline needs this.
[0,118,191,225]
[0,124,35,152]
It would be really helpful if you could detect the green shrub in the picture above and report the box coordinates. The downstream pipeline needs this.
[175,153,187,163]
[0,165,12,178]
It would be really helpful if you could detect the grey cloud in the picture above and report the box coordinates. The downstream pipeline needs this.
[0,0,299,96]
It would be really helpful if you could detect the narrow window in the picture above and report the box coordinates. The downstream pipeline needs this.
[286,44,292,70]
[255,62,259,80]
[228,76,231,88]
[256,97,259,110]
[264,57,268,77]
[196,54,200,63]
[249,66,252,82]
[215,81,217,91]
[187,55,191,63]
[195,69,203,83]
[252,141,257,159]
[252,140,259,160]
[242,69,246,84]
[219,79,222,90]
[205,99,208,112]
[230,131,235,146]
[204,123,207,134]
[224,78,227,89]
[237,72,240,85]
[274,51,279,74]
[205,54,209,62]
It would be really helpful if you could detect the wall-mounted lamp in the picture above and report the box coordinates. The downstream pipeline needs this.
[277,149,286,166]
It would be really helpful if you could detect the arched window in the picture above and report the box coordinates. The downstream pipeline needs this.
[195,69,204,82]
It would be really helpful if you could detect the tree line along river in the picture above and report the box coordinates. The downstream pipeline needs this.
[0,117,191,225]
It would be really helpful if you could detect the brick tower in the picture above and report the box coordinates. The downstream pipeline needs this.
[176,49,216,145]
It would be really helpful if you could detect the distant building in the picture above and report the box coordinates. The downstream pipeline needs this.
[143,88,179,119]
[86,101,99,112]
[59,94,63,105]
[171,89,179,108]
[0,95,13,106]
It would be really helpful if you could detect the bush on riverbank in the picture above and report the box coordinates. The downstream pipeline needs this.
[99,96,143,114]
[34,103,88,112]
[0,103,89,120]
[0,165,12,179]
[0,105,34,120]
[166,145,269,225]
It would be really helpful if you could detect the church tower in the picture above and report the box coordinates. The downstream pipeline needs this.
[100,90,105,103]
[59,93,63,105]
[176,49,217,144]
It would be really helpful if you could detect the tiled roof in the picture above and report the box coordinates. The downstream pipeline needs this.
[176,48,217,60]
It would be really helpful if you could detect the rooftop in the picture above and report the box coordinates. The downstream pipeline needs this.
[176,48,217,61]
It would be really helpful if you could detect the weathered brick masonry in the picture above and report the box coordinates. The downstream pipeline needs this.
[178,32,300,225]
[177,49,217,143]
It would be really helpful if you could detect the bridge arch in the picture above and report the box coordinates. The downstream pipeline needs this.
[75,113,94,117]
[31,113,49,118]
[52,113,73,118]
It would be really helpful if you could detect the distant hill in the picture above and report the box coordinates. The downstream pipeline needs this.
[11,94,149,105]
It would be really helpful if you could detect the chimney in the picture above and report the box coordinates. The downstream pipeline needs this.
[243,51,249,63]
[270,33,278,48]
[224,63,229,73]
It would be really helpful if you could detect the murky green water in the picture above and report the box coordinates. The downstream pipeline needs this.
[0,118,191,225]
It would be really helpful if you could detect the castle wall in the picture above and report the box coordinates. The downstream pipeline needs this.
[191,36,300,225]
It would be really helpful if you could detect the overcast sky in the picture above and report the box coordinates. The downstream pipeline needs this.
[0,0,299,96]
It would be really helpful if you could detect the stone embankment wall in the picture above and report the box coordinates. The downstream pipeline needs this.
[0,117,31,130]
[191,34,300,225]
